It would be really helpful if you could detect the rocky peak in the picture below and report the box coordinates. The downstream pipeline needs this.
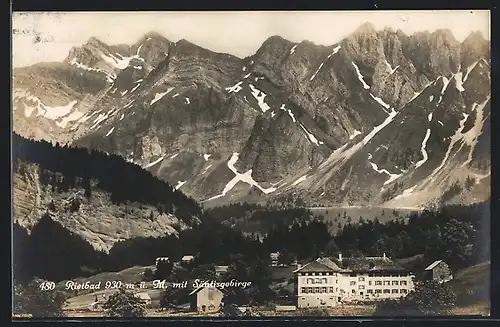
[352,21,377,36]
[141,31,170,42]
[256,35,294,55]
[85,36,108,49]
[430,29,460,56]
[463,30,486,44]
[461,31,490,68]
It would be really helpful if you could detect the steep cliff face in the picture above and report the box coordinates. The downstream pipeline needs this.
[13,162,193,252]
[13,26,491,209]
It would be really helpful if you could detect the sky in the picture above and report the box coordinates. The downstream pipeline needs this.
[12,10,490,68]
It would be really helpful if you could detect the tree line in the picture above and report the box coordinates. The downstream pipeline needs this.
[262,201,489,272]
[14,198,488,285]
[206,202,318,234]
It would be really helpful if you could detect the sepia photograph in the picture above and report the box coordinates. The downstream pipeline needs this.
[11,10,490,319]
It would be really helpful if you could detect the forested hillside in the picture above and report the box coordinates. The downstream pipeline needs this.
[12,133,202,225]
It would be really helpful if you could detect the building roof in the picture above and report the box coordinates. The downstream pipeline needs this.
[270,252,280,259]
[182,255,194,261]
[425,260,443,271]
[189,285,225,296]
[215,265,229,272]
[317,257,342,270]
[135,292,151,300]
[293,258,341,273]
[341,257,407,273]
[295,256,408,273]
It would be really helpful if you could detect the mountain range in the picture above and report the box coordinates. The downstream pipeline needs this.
[12,23,491,209]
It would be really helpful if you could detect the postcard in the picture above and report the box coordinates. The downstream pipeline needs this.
[12,10,490,318]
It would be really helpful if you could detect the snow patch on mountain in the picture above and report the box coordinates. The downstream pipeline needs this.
[226,81,243,93]
[290,44,298,54]
[385,60,399,74]
[421,112,470,188]
[175,181,186,190]
[437,76,451,104]
[55,109,85,128]
[151,88,174,105]
[185,97,190,104]
[144,156,165,168]
[463,61,479,82]
[130,83,141,93]
[280,104,296,122]
[121,90,128,96]
[105,127,115,137]
[90,112,110,130]
[119,113,125,121]
[310,46,340,81]
[201,164,212,175]
[318,108,397,175]
[415,129,431,169]
[454,72,465,92]
[204,153,277,201]
[352,62,370,89]
[429,95,434,102]
[78,109,100,123]
[69,58,117,81]
[310,62,325,81]
[243,73,251,79]
[394,185,417,200]
[89,115,106,130]
[300,124,322,146]
[292,175,308,186]
[203,154,211,161]
[124,100,134,109]
[350,130,362,140]
[172,93,179,98]
[23,104,36,117]
[248,84,271,113]
[99,50,144,70]
[369,161,402,185]
[328,45,342,57]
[170,153,179,159]
[370,93,390,113]
[40,100,79,120]
[460,97,490,168]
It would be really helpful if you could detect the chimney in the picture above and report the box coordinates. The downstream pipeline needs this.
[383,253,386,259]
[338,253,343,262]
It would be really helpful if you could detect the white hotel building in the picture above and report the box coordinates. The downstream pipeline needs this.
[294,254,415,308]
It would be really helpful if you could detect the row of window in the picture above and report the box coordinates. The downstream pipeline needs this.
[300,272,337,276]
[300,272,407,277]
[367,289,408,294]
[305,278,334,284]
[300,287,409,295]
[301,287,335,294]
[304,279,409,286]
[349,280,408,286]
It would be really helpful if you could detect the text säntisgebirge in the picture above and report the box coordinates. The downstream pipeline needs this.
[61,279,251,291]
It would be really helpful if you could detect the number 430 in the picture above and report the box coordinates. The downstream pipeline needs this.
[39,282,56,291]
